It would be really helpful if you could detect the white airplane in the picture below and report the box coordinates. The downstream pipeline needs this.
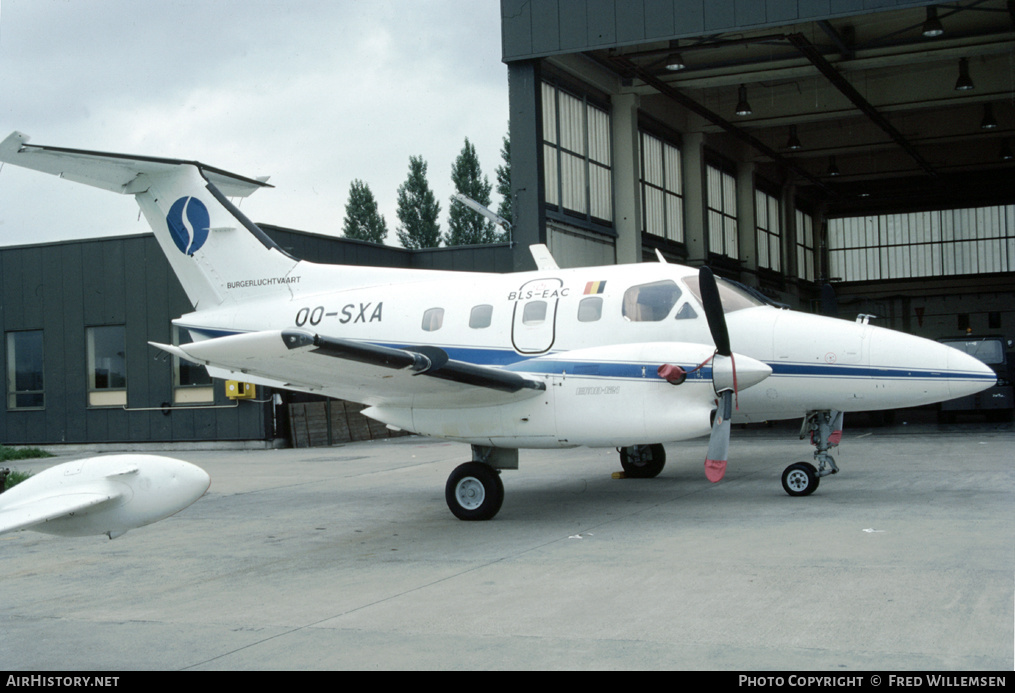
[0,132,996,521]
[0,455,210,539]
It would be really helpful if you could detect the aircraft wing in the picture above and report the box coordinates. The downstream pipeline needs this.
[0,492,117,536]
[151,329,547,408]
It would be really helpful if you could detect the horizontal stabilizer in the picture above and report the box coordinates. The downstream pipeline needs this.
[0,131,271,198]
[0,491,116,536]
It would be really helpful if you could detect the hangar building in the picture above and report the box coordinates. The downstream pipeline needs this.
[501,0,1015,342]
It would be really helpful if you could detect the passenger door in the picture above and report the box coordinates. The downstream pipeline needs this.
[511,278,562,354]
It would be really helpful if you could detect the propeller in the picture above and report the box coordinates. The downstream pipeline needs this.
[656,268,770,482]
[699,267,734,483]
[698,267,731,357]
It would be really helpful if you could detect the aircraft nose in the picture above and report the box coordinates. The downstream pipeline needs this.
[868,328,996,407]
[944,344,997,399]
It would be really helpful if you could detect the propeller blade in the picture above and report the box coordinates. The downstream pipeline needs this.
[705,390,733,483]
[699,267,731,356]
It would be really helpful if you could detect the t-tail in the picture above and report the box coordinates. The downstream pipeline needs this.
[0,131,299,310]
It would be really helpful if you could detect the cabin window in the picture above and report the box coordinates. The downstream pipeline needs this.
[577,296,603,322]
[87,325,127,407]
[622,281,681,322]
[469,304,493,329]
[522,301,547,325]
[6,330,44,409]
[675,303,697,320]
[422,307,444,332]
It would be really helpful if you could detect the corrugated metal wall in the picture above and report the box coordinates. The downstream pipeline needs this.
[0,234,270,446]
[501,0,934,61]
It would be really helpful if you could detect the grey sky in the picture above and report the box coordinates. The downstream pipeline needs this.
[0,0,509,246]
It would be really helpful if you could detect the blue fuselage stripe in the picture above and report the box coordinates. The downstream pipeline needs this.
[392,344,993,384]
[185,328,993,385]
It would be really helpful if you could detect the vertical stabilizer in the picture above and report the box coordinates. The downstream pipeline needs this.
[131,165,299,308]
[0,131,299,309]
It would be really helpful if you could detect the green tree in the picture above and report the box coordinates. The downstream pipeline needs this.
[396,156,442,249]
[495,131,512,225]
[341,179,388,244]
[445,137,500,246]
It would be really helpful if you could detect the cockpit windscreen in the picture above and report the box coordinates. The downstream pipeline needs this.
[681,275,768,314]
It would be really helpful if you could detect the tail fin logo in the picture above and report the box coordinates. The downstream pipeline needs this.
[166,197,210,256]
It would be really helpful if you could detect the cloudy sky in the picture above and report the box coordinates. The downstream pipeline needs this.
[0,0,509,246]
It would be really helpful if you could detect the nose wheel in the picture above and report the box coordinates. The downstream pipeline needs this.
[782,462,819,496]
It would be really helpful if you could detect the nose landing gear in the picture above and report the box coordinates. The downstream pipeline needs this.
[782,410,843,497]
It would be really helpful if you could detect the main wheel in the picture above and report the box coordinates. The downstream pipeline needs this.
[782,462,819,497]
[619,444,666,478]
[445,462,504,521]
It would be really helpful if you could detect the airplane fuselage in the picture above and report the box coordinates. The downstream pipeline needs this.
[175,259,994,448]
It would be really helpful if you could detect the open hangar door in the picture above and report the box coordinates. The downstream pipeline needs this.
[590,4,1013,293]
[540,0,1015,418]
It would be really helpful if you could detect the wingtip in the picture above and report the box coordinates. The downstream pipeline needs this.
[0,131,30,159]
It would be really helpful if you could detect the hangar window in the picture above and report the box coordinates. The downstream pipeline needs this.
[706,161,738,258]
[542,80,612,225]
[796,209,816,282]
[6,330,44,410]
[623,281,681,322]
[421,308,444,332]
[87,325,126,407]
[577,296,603,322]
[755,188,781,272]
[828,205,1015,281]
[522,301,547,325]
[640,132,683,242]
[469,304,493,329]
[173,327,214,405]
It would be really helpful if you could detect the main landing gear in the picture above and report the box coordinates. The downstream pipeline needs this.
[446,462,503,521]
[444,446,517,521]
[618,444,666,478]
[782,410,843,496]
